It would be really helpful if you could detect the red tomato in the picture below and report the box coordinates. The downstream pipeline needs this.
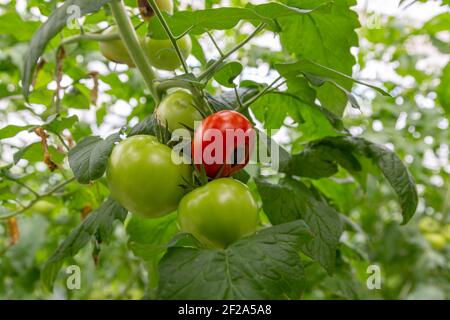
[192,110,255,178]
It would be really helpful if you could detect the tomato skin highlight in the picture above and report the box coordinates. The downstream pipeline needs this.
[192,110,255,178]
[156,90,203,132]
[107,135,192,218]
[142,35,192,71]
[178,178,259,248]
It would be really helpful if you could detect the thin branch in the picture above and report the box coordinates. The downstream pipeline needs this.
[0,177,76,220]
[146,0,189,73]
[206,31,224,57]
[55,133,70,151]
[11,179,39,197]
[198,23,266,81]
[234,87,243,110]
[240,76,283,111]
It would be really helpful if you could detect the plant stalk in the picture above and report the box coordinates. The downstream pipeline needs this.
[110,0,160,103]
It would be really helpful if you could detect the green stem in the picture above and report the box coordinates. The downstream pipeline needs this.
[0,177,75,220]
[206,31,224,57]
[239,76,283,111]
[146,0,189,74]
[110,0,160,103]
[198,23,266,81]
[60,32,121,47]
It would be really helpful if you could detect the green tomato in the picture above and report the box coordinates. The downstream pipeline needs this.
[30,200,56,214]
[107,135,192,218]
[418,216,440,233]
[143,35,192,71]
[178,178,259,248]
[156,90,203,132]
[138,0,173,21]
[424,233,447,250]
[99,27,135,67]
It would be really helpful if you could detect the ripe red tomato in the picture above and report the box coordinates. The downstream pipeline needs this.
[192,110,254,178]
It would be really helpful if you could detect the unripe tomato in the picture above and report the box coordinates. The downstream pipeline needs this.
[142,35,192,71]
[138,0,174,21]
[156,90,203,132]
[418,216,440,233]
[424,233,447,250]
[31,200,56,214]
[192,110,255,178]
[178,178,259,248]
[107,135,192,218]
[99,27,135,67]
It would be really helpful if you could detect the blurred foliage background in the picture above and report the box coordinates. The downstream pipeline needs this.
[0,0,449,299]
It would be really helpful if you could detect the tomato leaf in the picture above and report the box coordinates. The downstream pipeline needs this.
[22,0,110,100]
[157,220,313,299]
[41,197,127,291]
[127,213,178,262]
[147,3,328,39]
[68,133,121,184]
[0,124,34,140]
[294,136,418,224]
[213,61,243,88]
[206,88,257,112]
[279,0,360,116]
[256,177,343,274]
[437,62,450,116]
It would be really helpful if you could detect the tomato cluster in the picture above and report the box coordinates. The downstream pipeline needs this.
[107,88,258,248]
[105,0,259,249]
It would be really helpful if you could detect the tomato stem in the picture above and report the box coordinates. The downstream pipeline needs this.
[110,0,160,104]
[198,23,266,81]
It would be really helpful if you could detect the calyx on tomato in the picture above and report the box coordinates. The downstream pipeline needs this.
[177,178,259,248]
[192,110,255,178]
[107,135,192,218]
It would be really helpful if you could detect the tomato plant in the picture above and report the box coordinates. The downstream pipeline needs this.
[178,178,259,248]
[1,0,449,301]
[193,110,254,178]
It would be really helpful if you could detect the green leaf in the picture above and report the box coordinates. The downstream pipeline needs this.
[41,197,127,291]
[276,59,390,96]
[147,2,327,39]
[128,114,158,137]
[13,142,65,164]
[206,88,258,112]
[213,61,243,88]
[279,0,360,116]
[304,136,418,224]
[127,213,178,262]
[0,124,34,140]
[68,133,121,184]
[42,115,79,134]
[158,220,313,299]
[437,62,450,116]
[256,178,342,274]
[281,144,361,179]
[22,0,111,99]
